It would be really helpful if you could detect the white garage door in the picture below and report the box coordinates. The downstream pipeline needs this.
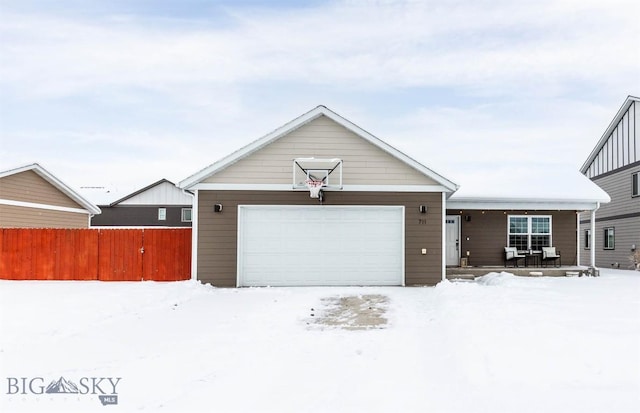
[238,205,404,286]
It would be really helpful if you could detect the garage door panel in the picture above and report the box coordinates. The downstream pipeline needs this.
[238,205,404,286]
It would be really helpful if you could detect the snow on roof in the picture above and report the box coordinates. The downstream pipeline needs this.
[439,160,610,209]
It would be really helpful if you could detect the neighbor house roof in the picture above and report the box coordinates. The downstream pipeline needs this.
[580,95,640,174]
[179,105,459,192]
[108,179,193,207]
[0,163,101,215]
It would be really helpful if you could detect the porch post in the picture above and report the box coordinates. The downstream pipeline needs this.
[590,203,599,268]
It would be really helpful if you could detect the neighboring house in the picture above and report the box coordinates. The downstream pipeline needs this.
[579,95,640,269]
[180,105,608,287]
[0,163,101,228]
[90,179,193,227]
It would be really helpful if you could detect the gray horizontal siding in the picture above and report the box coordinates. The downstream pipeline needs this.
[91,205,192,227]
[591,163,640,219]
[579,216,639,269]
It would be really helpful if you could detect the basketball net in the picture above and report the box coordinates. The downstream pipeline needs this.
[305,179,324,198]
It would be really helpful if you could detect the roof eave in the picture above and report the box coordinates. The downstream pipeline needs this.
[447,196,610,211]
[0,163,102,215]
[179,107,327,189]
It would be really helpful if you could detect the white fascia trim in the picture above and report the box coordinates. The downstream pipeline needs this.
[446,200,603,211]
[0,198,91,214]
[190,183,451,193]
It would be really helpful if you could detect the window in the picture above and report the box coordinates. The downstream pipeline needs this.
[633,172,639,197]
[584,229,590,250]
[158,208,167,221]
[604,227,615,250]
[181,208,192,222]
[508,215,551,250]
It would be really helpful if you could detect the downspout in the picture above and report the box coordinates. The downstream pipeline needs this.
[576,212,580,266]
[441,192,446,282]
[191,190,199,281]
[590,202,600,268]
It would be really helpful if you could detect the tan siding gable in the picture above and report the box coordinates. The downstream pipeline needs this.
[0,204,88,228]
[0,170,82,209]
[204,115,438,185]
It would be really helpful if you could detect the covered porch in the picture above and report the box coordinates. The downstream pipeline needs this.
[440,162,610,277]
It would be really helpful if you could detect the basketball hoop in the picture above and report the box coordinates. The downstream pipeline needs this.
[305,179,324,199]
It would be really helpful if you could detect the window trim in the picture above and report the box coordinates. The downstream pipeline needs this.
[181,208,192,223]
[584,229,590,250]
[507,215,552,251]
[632,172,639,198]
[158,207,167,221]
[603,227,615,250]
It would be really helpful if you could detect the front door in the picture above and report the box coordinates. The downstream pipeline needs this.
[445,215,460,266]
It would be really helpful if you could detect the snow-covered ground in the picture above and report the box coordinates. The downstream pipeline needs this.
[1,270,638,413]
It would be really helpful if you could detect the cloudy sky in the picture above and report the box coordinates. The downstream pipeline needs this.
[1,0,638,200]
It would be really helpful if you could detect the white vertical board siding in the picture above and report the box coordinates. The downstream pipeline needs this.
[237,205,405,286]
[635,101,640,162]
[585,100,639,179]
[120,182,193,205]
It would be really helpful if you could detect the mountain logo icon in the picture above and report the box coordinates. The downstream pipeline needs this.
[45,376,80,394]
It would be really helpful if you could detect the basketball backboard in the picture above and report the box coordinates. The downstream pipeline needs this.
[293,158,343,189]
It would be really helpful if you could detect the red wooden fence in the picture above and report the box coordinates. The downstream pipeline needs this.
[0,228,191,281]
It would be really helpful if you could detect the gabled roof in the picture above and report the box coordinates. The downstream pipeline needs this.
[179,105,459,192]
[0,163,101,215]
[580,95,640,174]
[108,179,192,206]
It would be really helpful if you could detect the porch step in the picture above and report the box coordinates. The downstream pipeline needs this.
[446,266,585,278]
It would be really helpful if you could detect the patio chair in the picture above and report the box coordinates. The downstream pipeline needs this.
[504,247,526,267]
[541,247,561,267]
